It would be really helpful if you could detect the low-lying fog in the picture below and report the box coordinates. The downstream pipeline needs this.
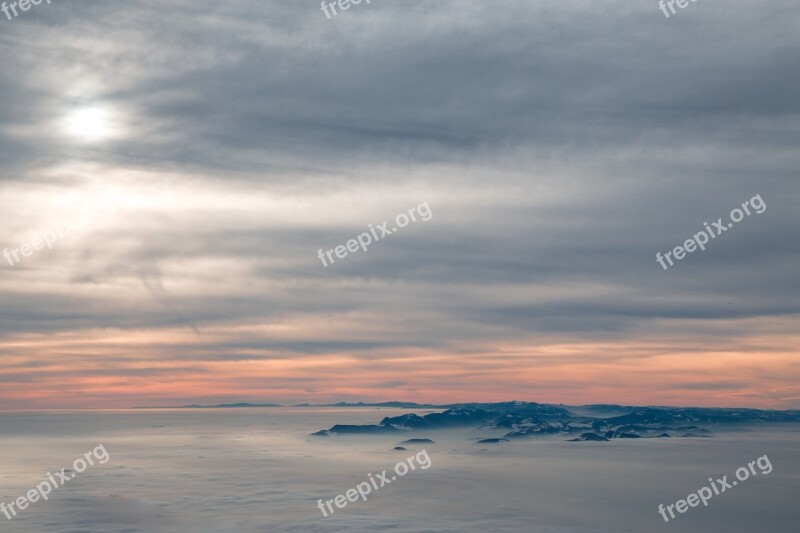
[0,408,797,532]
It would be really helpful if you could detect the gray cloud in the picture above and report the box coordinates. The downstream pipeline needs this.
[0,0,798,404]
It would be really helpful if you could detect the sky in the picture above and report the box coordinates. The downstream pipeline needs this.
[0,0,798,409]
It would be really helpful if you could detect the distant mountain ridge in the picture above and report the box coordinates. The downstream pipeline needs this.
[295,401,447,408]
[311,401,800,441]
[135,402,282,409]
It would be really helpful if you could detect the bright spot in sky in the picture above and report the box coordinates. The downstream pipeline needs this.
[63,106,118,142]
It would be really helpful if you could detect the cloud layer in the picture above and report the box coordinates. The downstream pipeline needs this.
[1,0,798,408]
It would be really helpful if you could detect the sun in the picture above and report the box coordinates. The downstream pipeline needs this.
[63,106,119,142]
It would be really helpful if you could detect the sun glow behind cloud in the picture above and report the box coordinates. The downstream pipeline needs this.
[62,106,121,143]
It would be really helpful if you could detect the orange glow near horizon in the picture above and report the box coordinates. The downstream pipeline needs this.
[1,323,798,410]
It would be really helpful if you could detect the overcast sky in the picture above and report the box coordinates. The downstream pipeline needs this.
[0,0,798,409]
